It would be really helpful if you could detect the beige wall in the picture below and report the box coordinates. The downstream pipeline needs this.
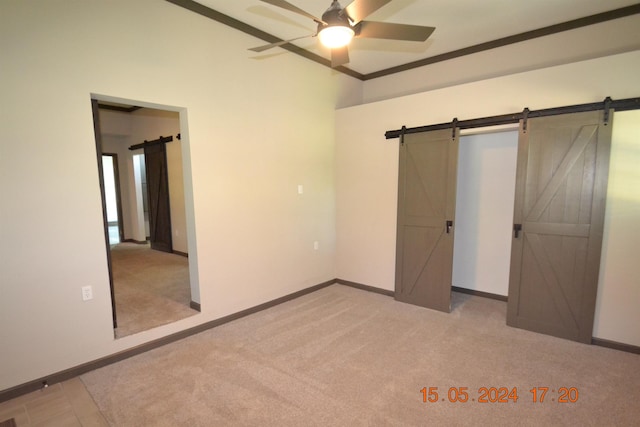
[336,51,640,346]
[0,0,343,391]
[593,110,640,345]
[361,15,640,104]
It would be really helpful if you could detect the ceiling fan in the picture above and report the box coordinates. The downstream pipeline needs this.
[249,0,435,67]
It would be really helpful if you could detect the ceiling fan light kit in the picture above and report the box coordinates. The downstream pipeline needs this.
[251,0,435,67]
[318,26,355,48]
[317,0,355,48]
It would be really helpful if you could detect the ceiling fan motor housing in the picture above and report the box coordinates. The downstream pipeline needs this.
[318,0,352,33]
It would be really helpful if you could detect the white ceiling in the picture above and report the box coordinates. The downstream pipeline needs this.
[191,0,639,75]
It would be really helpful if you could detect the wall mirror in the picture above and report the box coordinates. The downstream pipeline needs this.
[91,97,200,338]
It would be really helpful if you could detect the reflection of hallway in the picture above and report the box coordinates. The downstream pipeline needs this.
[110,243,197,337]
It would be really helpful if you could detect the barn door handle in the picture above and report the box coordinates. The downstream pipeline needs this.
[446,220,453,234]
[514,224,522,238]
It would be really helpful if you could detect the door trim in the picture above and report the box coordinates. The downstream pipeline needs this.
[91,99,118,329]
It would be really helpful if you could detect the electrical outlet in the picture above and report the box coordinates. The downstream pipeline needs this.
[314,241,319,250]
[298,185,304,194]
[81,286,93,301]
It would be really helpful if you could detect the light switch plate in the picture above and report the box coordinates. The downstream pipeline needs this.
[81,286,93,301]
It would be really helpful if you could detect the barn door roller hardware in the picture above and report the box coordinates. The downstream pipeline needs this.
[603,96,612,125]
[385,96,640,140]
[522,108,530,133]
[129,135,174,151]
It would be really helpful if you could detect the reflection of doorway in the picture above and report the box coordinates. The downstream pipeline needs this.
[134,154,150,239]
[92,98,199,337]
[102,154,124,245]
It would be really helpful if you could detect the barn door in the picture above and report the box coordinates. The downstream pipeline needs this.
[395,129,459,312]
[144,142,173,253]
[507,110,612,343]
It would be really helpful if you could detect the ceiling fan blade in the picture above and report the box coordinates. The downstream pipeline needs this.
[248,34,314,53]
[343,0,391,25]
[356,21,435,41]
[259,0,324,24]
[331,46,350,67]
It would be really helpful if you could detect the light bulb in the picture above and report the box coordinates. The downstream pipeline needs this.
[318,25,354,49]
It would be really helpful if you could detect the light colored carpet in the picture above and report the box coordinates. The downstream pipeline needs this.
[81,284,640,426]
[110,243,197,337]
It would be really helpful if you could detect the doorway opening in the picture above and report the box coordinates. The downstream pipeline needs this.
[451,129,519,300]
[102,154,124,245]
[91,96,200,338]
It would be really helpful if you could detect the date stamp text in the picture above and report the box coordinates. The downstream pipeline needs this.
[420,387,579,403]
